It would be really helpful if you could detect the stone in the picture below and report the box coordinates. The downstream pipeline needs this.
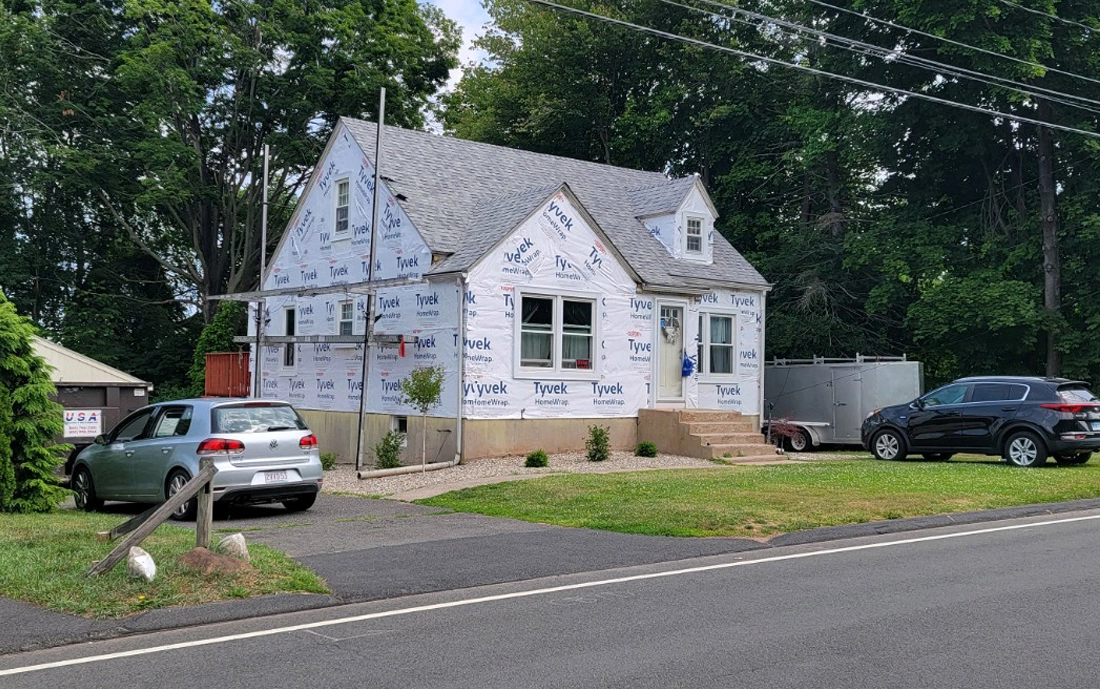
[127,546,157,582]
[178,547,254,576]
[216,533,250,562]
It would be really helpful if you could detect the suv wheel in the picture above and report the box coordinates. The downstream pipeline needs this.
[1004,431,1048,467]
[871,429,906,461]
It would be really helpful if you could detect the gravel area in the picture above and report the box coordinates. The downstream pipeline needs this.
[322,451,732,499]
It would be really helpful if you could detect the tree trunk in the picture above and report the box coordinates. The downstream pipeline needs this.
[1037,99,1061,377]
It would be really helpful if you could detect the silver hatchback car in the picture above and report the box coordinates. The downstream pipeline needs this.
[71,398,323,519]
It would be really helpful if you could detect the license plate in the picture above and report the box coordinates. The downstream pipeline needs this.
[264,470,288,483]
[1091,422,1100,431]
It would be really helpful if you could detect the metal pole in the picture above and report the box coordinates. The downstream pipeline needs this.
[254,144,270,399]
[355,88,386,472]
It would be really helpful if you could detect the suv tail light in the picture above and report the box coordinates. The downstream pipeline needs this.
[197,438,246,455]
[1041,403,1087,414]
[299,434,318,450]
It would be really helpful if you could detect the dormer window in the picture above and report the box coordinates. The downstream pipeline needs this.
[686,217,703,254]
[335,180,350,234]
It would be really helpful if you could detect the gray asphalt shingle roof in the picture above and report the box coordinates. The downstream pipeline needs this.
[342,117,769,290]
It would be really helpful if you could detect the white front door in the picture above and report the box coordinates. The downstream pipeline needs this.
[657,303,684,401]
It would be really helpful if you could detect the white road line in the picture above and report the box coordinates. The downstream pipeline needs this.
[4,512,1099,677]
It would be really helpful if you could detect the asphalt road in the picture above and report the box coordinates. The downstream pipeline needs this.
[5,510,1100,688]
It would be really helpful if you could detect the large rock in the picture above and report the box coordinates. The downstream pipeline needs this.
[216,533,250,562]
[127,546,157,582]
[178,547,253,575]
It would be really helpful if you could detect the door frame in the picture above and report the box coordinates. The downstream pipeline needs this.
[653,298,689,405]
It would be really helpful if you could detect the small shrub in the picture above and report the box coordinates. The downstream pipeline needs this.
[525,449,549,468]
[586,425,610,462]
[320,452,338,471]
[635,441,657,457]
[372,430,405,470]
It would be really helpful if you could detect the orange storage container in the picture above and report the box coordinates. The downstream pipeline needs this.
[204,351,251,397]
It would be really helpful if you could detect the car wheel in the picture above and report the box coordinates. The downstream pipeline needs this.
[71,467,103,512]
[282,494,317,512]
[871,429,906,461]
[166,470,198,521]
[1004,431,1048,467]
[922,453,953,461]
[1054,452,1092,466]
[786,429,810,453]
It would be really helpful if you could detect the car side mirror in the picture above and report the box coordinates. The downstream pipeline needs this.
[94,434,108,446]
[910,399,924,411]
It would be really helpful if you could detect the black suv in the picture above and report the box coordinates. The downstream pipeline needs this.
[860,376,1100,467]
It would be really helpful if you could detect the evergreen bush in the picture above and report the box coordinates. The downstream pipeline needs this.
[635,441,658,457]
[525,449,549,467]
[0,294,69,512]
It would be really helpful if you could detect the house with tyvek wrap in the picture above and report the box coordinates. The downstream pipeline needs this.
[255,117,775,463]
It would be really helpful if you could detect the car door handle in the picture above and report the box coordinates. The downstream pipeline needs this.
[125,451,135,457]
[161,448,171,454]
[1002,406,1018,412]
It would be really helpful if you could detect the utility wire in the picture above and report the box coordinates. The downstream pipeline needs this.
[678,0,1100,115]
[521,0,1100,140]
[805,0,1100,89]
[994,0,1100,35]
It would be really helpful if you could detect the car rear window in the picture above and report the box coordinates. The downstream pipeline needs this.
[1058,386,1100,404]
[971,383,1028,402]
[212,404,307,433]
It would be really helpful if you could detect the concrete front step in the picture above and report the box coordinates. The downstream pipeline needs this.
[677,410,748,423]
[694,432,774,446]
[686,421,760,435]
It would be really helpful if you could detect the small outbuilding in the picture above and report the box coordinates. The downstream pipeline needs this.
[33,336,153,469]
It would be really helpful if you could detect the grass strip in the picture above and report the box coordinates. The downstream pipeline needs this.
[417,455,1100,538]
[0,511,329,618]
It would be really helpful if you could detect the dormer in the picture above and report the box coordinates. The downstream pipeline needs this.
[630,176,717,265]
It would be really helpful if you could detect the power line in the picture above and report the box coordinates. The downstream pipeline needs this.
[994,0,1100,35]
[521,0,1100,141]
[806,0,1100,90]
[678,0,1100,116]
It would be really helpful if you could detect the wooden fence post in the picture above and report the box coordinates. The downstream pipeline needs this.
[195,456,214,549]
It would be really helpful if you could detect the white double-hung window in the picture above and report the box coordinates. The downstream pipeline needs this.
[338,300,354,336]
[335,180,350,235]
[697,313,734,376]
[518,293,595,373]
[685,216,703,254]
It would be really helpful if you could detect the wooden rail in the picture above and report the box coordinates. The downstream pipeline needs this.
[87,456,217,577]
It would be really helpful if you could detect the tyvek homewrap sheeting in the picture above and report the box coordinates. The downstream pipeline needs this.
[462,190,649,418]
[252,124,459,417]
[692,289,763,413]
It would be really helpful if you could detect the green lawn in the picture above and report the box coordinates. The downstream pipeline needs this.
[417,454,1100,538]
[0,511,329,618]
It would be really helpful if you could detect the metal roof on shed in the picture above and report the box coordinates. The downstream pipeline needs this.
[33,337,151,386]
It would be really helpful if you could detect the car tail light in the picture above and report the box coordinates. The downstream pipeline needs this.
[197,438,246,455]
[1042,403,1087,413]
[299,434,318,449]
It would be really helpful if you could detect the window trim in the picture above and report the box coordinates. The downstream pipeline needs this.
[513,289,600,379]
[685,215,704,255]
[338,299,354,336]
[697,309,737,380]
[334,178,350,236]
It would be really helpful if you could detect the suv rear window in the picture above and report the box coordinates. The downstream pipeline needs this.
[1058,386,1100,404]
[212,404,307,433]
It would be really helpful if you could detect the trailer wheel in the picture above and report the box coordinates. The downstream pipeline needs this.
[786,429,811,452]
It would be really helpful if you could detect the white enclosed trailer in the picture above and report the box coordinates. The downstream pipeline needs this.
[763,356,924,450]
